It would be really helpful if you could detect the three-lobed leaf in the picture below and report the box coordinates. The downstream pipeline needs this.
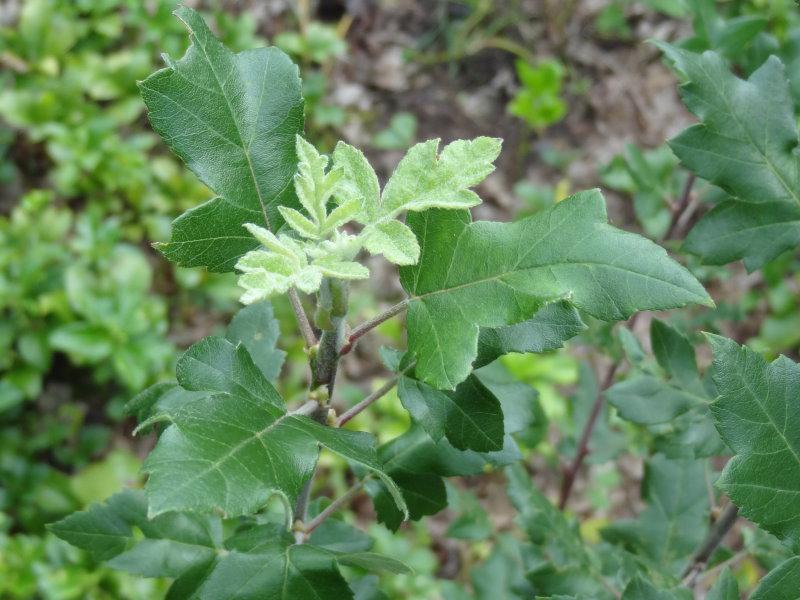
[400,190,712,389]
[141,336,406,519]
[657,44,800,271]
[141,7,304,272]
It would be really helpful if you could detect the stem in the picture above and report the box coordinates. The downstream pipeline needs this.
[340,299,409,356]
[288,288,317,348]
[664,173,696,240]
[295,279,349,533]
[336,371,403,427]
[302,480,365,538]
[558,352,624,509]
[681,503,740,583]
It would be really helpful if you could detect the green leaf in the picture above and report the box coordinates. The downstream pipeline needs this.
[366,424,521,530]
[506,464,611,597]
[707,335,800,552]
[362,220,420,265]
[607,320,724,458]
[656,45,800,271]
[706,568,738,600]
[333,141,380,222]
[381,137,502,215]
[601,454,708,577]
[49,323,114,362]
[278,206,320,239]
[620,577,691,600]
[474,300,586,368]
[750,557,800,600]
[335,552,412,574]
[168,527,355,600]
[401,190,711,388]
[49,489,220,578]
[142,336,405,518]
[397,373,504,452]
[225,301,286,381]
[141,7,304,272]
[312,255,370,280]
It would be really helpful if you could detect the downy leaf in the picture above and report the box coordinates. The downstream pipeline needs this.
[141,336,406,518]
[381,137,502,215]
[657,44,800,271]
[400,190,712,389]
[707,335,800,552]
[362,220,420,266]
[141,7,304,272]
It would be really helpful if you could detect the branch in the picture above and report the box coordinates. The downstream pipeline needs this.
[558,348,626,509]
[681,503,740,584]
[336,375,400,427]
[301,480,365,539]
[288,287,317,348]
[665,172,696,240]
[340,299,409,356]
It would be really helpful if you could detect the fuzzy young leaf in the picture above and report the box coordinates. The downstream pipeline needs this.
[381,137,502,215]
[401,190,712,389]
[707,335,800,552]
[142,337,405,519]
[362,220,420,266]
[141,7,304,271]
[333,142,380,222]
[657,44,800,271]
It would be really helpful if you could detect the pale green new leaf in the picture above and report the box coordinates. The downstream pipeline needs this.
[235,248,321,303]
[141,7,304,272]
[278,206,320,239]
[142,336,406,519]
[333,141,380,222]
[400,190,712,389]
[707,335,800,552]
[312,255,370,280]
[381,137,502,215]
[657,44,800,271]
[362,220,420,265]
[294,135,344,226]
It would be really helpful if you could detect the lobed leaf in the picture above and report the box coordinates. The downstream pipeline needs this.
[401,190,711,389]
[657,44,800,271]
[141,7,304,272]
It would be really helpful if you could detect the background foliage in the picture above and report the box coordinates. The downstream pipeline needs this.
[1,0,800,598]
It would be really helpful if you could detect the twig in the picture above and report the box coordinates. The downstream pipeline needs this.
[290,400,320,417]
[340,299,409,356]
[681,503,740,585]
[336,371,405,427]
[558,348,626,509]
[665,173,696,240]
[288,287,317,348]
[302,481,365,538]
